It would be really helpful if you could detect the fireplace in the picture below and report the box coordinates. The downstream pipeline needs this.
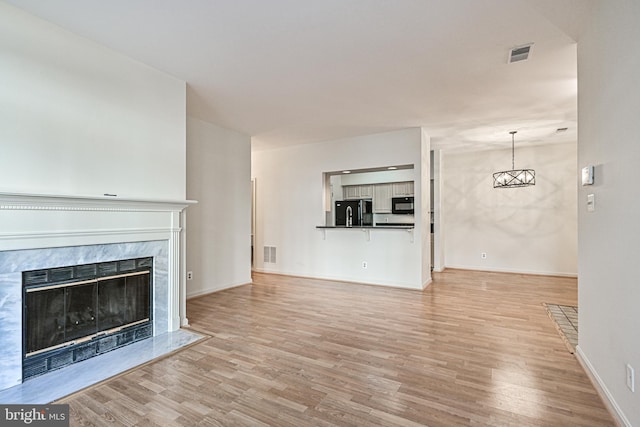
[0,192,192,392]
[22,257,153,380]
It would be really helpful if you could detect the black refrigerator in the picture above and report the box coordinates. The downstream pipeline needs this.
[335,200,373,226]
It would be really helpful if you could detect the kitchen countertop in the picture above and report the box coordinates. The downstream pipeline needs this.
[375,222,415,227]
[316,225,414,230]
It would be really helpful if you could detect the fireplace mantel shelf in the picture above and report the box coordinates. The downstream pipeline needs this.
[0,192,197,212]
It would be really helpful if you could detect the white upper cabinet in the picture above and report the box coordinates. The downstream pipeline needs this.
[392,181,414,197]
[343,185,373,199]
[373,184,393,213]
[343,185,359,199]
[344,181,413,213]
[359,185,373,198]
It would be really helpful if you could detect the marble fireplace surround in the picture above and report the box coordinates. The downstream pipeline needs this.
[0,192,195,392]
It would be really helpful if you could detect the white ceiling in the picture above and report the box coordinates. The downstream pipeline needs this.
[6,0,586,151]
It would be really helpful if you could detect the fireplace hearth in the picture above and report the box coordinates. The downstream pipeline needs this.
[22,257,153,381]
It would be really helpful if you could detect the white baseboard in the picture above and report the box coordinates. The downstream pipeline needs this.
[575,345,630,427]
[443,264,577,278]
[186,281,250,299]
[252,269,425,291]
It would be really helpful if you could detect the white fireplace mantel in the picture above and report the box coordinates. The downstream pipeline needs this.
[0,191,196,213]
[0,192,196,251]
[0,192,197,391]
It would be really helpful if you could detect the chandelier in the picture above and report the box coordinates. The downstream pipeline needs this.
[493,131,535,188]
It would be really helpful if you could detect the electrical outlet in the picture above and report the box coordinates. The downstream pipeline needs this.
[627,364,635,392]
[481,252,487,259]
[362,261,368,269]
[187,271,193,280]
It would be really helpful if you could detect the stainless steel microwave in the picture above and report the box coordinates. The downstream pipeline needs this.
[392,196,414,214]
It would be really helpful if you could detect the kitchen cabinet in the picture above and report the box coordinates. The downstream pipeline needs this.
[343,185,373,200]
[373,184,393,213]
[359,185,373,198]
[343,186,359,199]
[345,181,413,212]
[392,181,414,197]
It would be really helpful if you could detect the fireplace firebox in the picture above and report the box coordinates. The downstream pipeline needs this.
[22,257,153,381]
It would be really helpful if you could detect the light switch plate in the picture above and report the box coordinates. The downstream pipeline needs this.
[587,194,595,212]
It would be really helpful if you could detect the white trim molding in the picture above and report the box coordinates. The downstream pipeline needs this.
[0,192,197,331]
[167,210,182,331]
[575,346,631,427]
[0,191,195,212]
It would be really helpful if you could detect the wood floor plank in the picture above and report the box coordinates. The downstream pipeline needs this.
[57,269,615,426]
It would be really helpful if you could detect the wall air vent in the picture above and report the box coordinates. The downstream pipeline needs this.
[508,43,533,63]
[263,246,276,263]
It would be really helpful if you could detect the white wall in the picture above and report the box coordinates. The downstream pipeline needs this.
[577,2,640,425]
[252,128,430,289]
[186,117,252,297]
[442,142,577,276]
[0,2,186,200]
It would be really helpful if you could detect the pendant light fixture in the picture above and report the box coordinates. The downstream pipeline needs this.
[493,131,535,188]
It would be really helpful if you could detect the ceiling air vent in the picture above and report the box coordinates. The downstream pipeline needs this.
[508,43,533,63]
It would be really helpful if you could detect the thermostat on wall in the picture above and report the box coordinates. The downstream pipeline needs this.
[582,165,594,186]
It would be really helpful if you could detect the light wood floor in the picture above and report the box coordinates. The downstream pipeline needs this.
[59,270,615,426]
